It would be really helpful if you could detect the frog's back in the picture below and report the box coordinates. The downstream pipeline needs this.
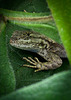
[10,30,67,58]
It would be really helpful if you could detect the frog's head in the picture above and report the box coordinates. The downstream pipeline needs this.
[10,30,49,52]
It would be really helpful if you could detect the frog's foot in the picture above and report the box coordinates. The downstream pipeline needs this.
[23,57,46,72]
[23,57,40,65]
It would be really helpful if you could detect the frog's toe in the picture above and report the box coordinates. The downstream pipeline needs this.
[34,57,40,62]
[23,64,37,68]
[34,69,42,72]
[23,57,36,65]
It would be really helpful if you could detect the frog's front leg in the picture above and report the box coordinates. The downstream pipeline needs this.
[23,57,45,72]
[23,56,62,72]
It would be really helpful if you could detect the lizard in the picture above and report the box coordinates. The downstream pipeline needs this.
[10,30,67,72]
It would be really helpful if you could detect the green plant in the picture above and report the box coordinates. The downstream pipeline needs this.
[0,0,70,100]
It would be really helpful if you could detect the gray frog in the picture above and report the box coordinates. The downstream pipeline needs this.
[10,30,67,72]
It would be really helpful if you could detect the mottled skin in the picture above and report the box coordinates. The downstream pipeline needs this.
[10,30,67,72]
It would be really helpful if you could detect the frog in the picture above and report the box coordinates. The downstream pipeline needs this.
[10,30,67,72]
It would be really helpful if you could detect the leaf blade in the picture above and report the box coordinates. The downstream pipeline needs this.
[0,20,16,96]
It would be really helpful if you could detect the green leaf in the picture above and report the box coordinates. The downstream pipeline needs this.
[47,0,71,63]
[0,19,16,96]
[0,8,55,29]
[0,70,71,100]
[0,0,49,12]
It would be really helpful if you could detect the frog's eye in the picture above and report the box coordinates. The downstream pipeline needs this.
[27,33,30,36]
